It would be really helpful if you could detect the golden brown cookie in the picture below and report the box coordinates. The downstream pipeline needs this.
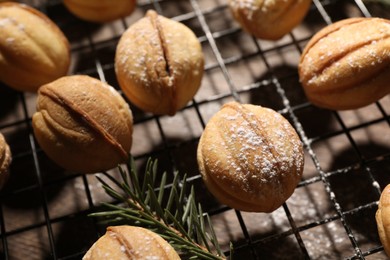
[115,10,204,116]
[0,2,70,92]
[376,184,390,257]
[299,17,390,110]
[197,102,304,212]
[63,0,136,23]
[32,75,133,173]
[229,0,312,40]
[0,133,11,189]
[83,226,180,260]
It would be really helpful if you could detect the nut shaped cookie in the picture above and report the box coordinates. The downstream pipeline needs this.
[83,226,180,260]
[0,133,11,190]
[0,2,70,92]
[32,75,133,173]
[63,0,136,23]
[197,102,304,212]
[229,0,312,40]
[299,17,390,110]
[376,184,390,257]
[115,10,204,116]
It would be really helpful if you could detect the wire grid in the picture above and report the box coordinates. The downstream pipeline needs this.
[1,0,390,259]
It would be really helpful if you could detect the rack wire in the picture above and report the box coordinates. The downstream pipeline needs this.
[1,0,390,259]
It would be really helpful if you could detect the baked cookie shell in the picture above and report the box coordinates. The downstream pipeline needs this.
[32,75,133,173]
[0,2,70,92]
[115,10,204,116]
[0,133,11,190]
[63,0,136,23]
[83,226,180,260]
[229,0,312,40]
[197,102,304,212]
[299,17,390,110]
[376,184,390,257]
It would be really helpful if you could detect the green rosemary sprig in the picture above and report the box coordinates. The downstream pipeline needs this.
[90,156,227,260]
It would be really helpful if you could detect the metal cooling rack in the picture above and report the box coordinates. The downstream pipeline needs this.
[1,0,390,259]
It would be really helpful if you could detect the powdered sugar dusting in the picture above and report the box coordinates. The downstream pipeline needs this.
[230,0,291,20]
[105,227,175,259]
[204,103,303,206]
[0,16,26,32]
[0,17,13,27]
[117,26,154,90]
[116,14,177,91]
[230,0,259,20]
[0,17,26,47]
